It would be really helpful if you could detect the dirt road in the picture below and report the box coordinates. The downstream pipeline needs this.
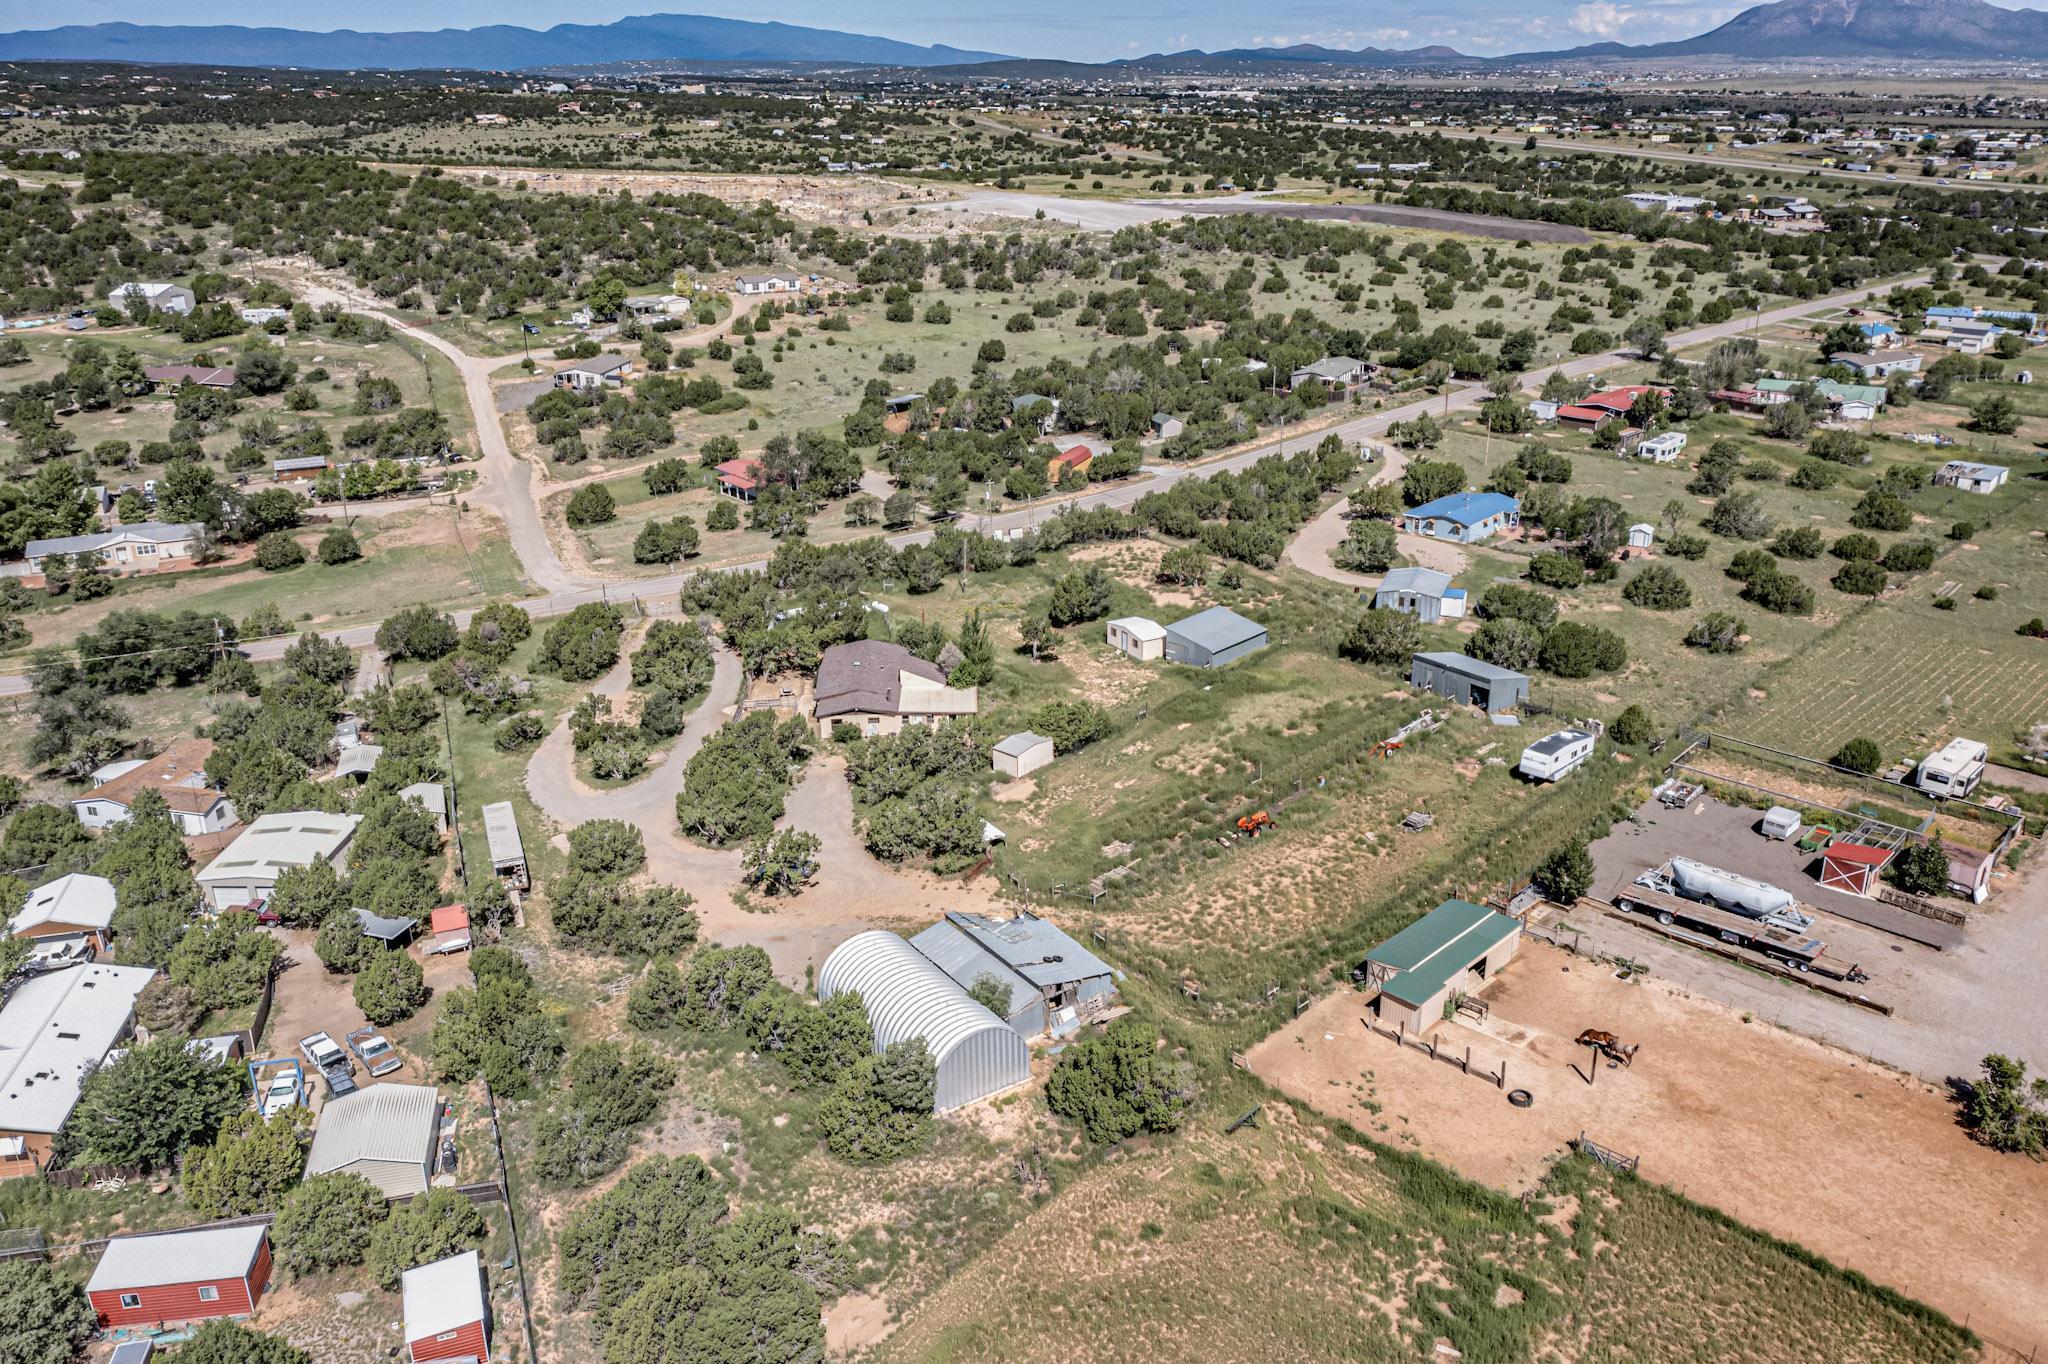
[1250,941,2048,1350]
[0,272,1930,698]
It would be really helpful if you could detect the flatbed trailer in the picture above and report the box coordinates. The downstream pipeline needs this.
[1612,883,1866,981]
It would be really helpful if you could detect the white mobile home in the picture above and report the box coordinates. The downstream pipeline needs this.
[1517,729,1596,782]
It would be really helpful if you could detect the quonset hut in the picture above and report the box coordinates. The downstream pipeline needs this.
[817,930,1029,1111]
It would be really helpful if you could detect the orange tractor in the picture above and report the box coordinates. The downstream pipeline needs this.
[1236,811,1276,838]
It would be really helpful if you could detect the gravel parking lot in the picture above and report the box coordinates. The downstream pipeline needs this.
[1573,795,2048,1085]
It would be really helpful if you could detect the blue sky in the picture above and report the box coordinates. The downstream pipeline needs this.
[0,0,2037,57]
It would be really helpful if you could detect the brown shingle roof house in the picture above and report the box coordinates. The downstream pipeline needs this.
[813,641,977,737]
[71,738,237,837]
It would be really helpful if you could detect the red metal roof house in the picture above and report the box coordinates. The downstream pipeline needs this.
[87,1224,271,1329]
[714,458,764,502]
[403,1249,490,1363]
[1817,840,1892,897]
[1556,385,1667,427]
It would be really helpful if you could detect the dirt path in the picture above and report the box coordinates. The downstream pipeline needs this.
[1248,941,2048,1349]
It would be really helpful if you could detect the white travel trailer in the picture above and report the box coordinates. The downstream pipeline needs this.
[1914,738,1988,798]
[1517,728,1596,782]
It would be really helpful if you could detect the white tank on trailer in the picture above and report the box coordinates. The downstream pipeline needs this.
[1669,857,1797,918]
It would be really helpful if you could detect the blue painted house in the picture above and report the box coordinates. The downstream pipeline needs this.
[1400,492,1521,544]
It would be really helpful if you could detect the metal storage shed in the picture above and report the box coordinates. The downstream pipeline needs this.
[992,731,1054,779]
[1409,652,1529,713]
[1163,606,1268,668]
[909,911,1120,1039]
[304,1082,440,1197]
[818,931,1029,1112]
[1373,567,1455,624]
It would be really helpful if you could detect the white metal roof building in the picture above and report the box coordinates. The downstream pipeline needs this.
[482,801,528,890]
[13,873,117,936]
[197,811,362,910]
[401,1249,487,1354]
[87,1223,268,1296]
[0,962,157,1142]
[817,931,1029,1112]
[304,1082,440,1197]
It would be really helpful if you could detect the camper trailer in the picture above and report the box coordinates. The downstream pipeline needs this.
[1517,729,1596,782]
[1914,738,1988,798]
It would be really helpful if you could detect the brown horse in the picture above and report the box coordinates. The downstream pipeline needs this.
[1576,1029,1641,1067]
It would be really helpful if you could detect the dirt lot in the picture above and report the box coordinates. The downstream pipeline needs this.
[1248,940,2048,1349]
[1173,200,1596,243]
[417,165,949,228]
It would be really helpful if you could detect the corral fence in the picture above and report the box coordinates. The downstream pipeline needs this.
[1573,1132,1640,1176]
[1363,1014,1513,1093]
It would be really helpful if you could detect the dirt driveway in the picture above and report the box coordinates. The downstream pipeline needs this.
[1248,940,2048,1350]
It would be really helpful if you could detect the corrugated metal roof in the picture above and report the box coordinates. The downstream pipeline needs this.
[1377,567,1452,598]
[1404,492,1520,525]
[1367,900,1520,1007]
[402,1250,485,1342]
[992,732,1051,758]
[818,931,1028,1111]
[197,812,361,887]
[88,1224,266,1293]
[1412,651,1528,684]
[305,1083,438,1191]
[908,921,1033,1014]
[931,912,1115,989]
[1164,606,1267,653]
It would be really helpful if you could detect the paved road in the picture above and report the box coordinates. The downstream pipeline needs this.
[0,269,1928,697]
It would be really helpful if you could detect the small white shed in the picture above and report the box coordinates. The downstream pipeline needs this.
[1106,617,1166,661]
[1627,523,1656,550]
[992,732,1054,779]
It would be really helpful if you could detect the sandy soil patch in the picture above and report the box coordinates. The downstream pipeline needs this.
[1247,940,2048,1346]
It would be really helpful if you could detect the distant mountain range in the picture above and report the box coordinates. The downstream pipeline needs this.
[0,0,2043,72]
[0,12,1009,70]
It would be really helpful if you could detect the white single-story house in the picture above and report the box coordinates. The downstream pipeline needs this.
[1832,349,1921,379]
[0,963,156,1179]
[1106,617,1166,661]
[1934,460,2010,493]
[106,282,195,316]
[24,523,205,577]
[1150,412,1184,440]
[992,732,1055,779]
[71,737,236,835]
[553,354,634,391]
[735,271,803,295]
[625,293,687,316]
[196,812,362,911]
[1290,356,1371,392]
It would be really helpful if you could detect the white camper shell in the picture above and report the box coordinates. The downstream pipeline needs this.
[1914,738,1988,798]
[1517,728,1596,782]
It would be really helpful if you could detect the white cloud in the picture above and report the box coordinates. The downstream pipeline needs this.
[1251,26,1414,48]
[1569,2,1627,37]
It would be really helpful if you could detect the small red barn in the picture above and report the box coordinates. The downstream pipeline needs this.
[87,1224,270,1328]
[403,1249,489,1363]
[1818,840,1892,897]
